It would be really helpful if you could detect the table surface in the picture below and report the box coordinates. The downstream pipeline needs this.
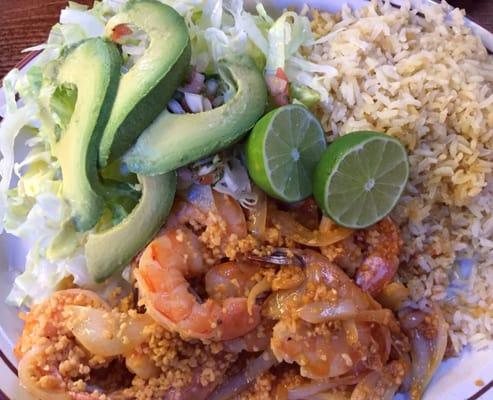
[0,0,492,77]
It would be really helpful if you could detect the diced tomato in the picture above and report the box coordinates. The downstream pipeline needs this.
[266,68,290,106]
[111,24,133,42]
[275,67,289,82]
[197,174,215,185]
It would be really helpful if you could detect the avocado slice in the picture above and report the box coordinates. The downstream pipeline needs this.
[52,38,121,231]
[98,0,191,166]
[85,172,176,282]
[123,55,267,175]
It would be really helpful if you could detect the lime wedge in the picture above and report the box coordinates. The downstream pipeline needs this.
[313,131,409,229]
[245,105,326,202]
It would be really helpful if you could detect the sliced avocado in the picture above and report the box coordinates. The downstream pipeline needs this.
[85,172,176,282]
[98,0,191,166]
[52,38,121,231]
[123,55,267,175]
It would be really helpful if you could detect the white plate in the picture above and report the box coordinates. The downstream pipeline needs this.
[1,1,493,399]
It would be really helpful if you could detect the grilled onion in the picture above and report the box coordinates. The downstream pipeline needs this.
[209,351,277,400]
[399,304,448,400]
[66,305,151,357]
[271,209,352,247]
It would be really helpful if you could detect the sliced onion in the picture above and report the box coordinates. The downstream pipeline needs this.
[271,210,352,247]
[343,320,359,346]
[66,306,151,357]
[247,279,271,315]
[248,186,267,239]
[399,309,427,330]
[298,302,393,325]
[297,300,357,323]
[212,95,224,107]
[209,350,277,400]
[400,304,448,400]
[202,97,213,111]
[375,282,410,311]
[287,375,362,399]
[184,92,204,113]
[18,346,70,400]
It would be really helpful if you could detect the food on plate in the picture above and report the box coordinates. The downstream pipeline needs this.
[313,131,409,229]
[99,0,191,166]
[85,172,176,281]
[50,37,122,231]
[1,0,492,399]
[246,104,326,202]
[124,55,267,175]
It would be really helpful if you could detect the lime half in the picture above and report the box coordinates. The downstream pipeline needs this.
[246,105,326,202]
[313,131,409,229]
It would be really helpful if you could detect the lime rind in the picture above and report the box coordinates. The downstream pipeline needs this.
[317,132,409,229]
[255,104,326,202]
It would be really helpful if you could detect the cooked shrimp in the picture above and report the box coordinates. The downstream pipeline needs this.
[223,319,274,353]
[16,289,110,358]
[212,191,248,238]
[263,249,373,321]
[167,192,247,238]
[322,217,401,294]
[205,261,261,300]
[354,217,402,295]
[271,319,372,379]
[136,227,261,340]
[16,290,116,400]
[261,249,393,379]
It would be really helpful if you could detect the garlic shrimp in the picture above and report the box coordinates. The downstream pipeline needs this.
[136,226,262,340]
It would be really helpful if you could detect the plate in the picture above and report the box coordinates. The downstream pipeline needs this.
[1,0,493,399]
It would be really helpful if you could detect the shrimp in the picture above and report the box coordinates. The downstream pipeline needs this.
[354,217,402,295]
[263,249,373,321]
[271,319,372,379]
[15,290,124,400]
[165,192,250,264]
[262,249,393,379]
[136,226,261,340]
[322,217,402,294]
[167,192,247,238]
[16,289,110,358]
[223,319,274,353]
[205,261,261,300]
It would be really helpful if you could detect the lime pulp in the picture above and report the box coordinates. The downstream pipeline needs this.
[313,131,409,229]
[245,104,327,203]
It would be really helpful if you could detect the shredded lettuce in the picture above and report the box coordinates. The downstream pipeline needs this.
[0,1,111,306]
[162,0,335,101]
